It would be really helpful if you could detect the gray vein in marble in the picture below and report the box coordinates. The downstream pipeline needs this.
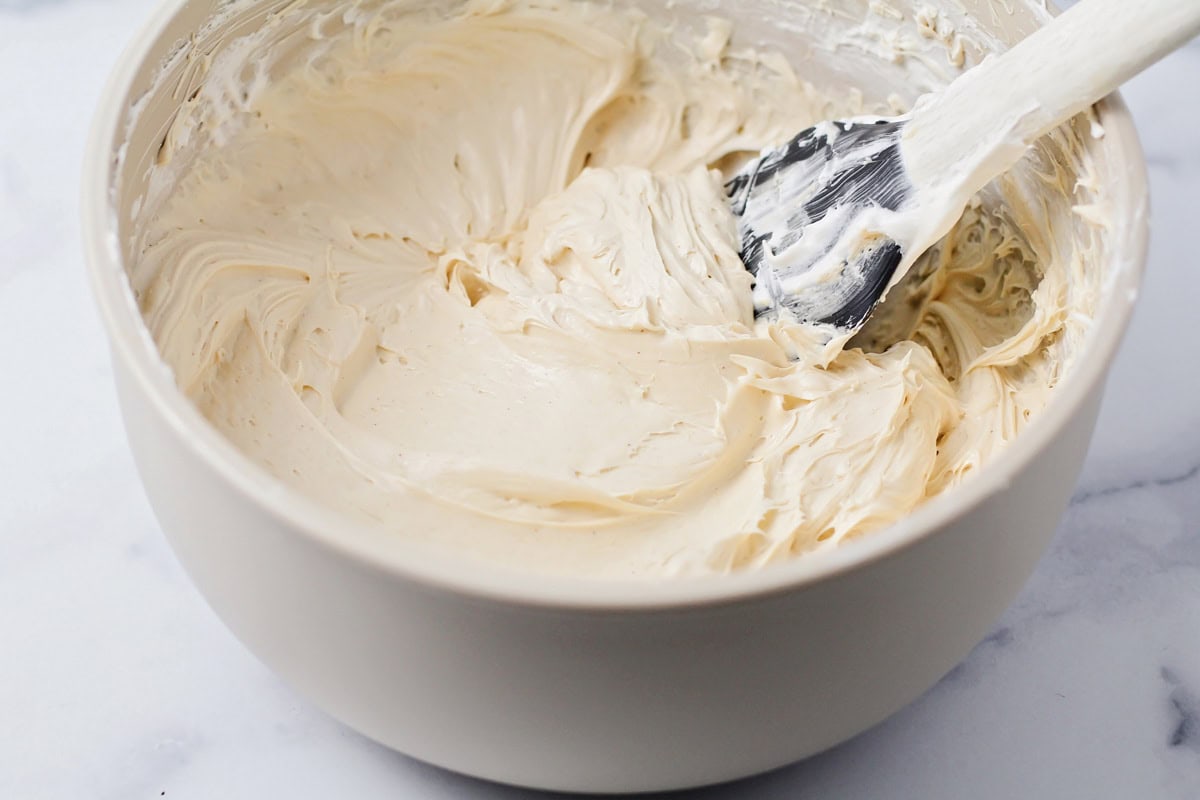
[1144,154,1181,169]
[1072,460,1200,506]
[1162,668,1199,751]
[0,0,79,12]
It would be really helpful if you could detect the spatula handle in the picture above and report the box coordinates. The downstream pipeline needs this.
[903,0,1200,194]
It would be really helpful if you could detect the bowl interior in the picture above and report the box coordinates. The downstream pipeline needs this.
[84,0,1149,605]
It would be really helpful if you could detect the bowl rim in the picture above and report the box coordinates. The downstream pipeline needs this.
[82,0,1150,611]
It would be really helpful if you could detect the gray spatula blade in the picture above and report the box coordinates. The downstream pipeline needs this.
[726,118,911,331]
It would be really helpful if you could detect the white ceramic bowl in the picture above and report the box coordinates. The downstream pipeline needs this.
[83,0,1148,792]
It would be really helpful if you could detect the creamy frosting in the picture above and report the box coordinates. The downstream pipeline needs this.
[130,0,1102,578]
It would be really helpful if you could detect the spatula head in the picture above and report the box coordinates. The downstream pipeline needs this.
[726,118,912,332]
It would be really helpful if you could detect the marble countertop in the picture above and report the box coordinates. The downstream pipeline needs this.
[2,0,1198,797]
